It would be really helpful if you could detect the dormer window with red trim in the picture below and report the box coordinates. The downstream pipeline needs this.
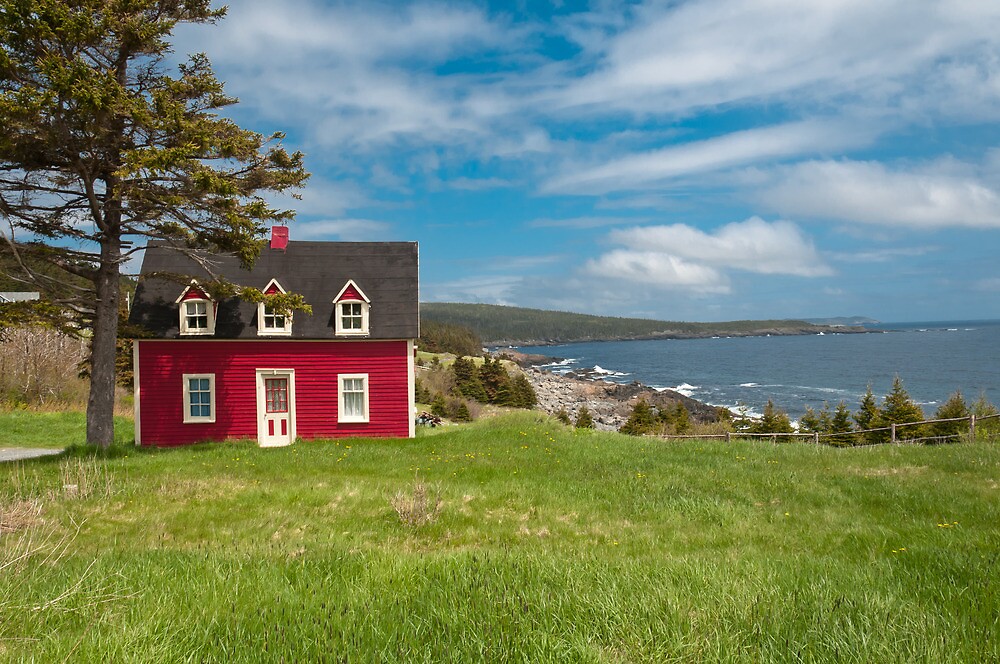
[333,280,370,336]
[176,282,215,336]
[257,279,293,336]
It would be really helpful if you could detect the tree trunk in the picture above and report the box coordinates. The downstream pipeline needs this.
[86,241,121,448]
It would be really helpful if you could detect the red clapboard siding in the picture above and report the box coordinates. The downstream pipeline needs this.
[136,339,411,446]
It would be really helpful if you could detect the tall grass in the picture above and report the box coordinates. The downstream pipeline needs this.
[1,411,998,661]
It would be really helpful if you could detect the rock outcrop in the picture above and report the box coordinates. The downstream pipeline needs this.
[524,367,720,432]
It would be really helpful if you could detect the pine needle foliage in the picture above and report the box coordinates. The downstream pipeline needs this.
[0,1,309,446]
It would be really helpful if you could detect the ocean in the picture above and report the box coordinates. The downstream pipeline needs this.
[518,320,1000,419]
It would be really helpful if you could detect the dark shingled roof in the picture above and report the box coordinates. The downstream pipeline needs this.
[129,240,419,339]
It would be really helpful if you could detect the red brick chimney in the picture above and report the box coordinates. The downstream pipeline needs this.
[270,225,289,251]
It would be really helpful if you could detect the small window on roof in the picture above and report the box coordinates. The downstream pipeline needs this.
[333,280,370,336]
[176,283,215,336]
[257,279,293,336]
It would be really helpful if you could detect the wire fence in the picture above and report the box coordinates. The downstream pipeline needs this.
[653,413,1000,446]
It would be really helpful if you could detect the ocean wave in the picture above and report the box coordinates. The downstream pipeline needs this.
[739,382,760,388]
[539,358,578,368]
[591,365,630,377]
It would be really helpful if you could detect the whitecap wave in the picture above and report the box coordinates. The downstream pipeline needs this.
[671,383,700,397]
[539,358,577,368]
[740,382,760,388]
[593,365,629,376]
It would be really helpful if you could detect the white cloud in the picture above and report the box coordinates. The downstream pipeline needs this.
[544,121,870,195]
[584,250,730,293]
[975,277,1000,293]
[526,216,647,229]
[552,0,1000,120]
[423,275,523,305]
[606,217,833,277]
[829,246,938,263]
[580,216,830,296]
[447,177,515,191]
[757,160,1000,228]
[290,218,392,241]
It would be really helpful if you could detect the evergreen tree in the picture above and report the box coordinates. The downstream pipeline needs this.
[430,393,447,418]
[817,403,833,433]
[451,356,487,402]
[799,406,822,433]
[932,391,969,440]
[478,357,510,404]
[854,385,886,444]
[575,406,595,429]
[730,403,754,433]
[620,399,656,436]
[656,403,675,430]
[449,399,472,422]
[752,399,794,434]
[555,409,571,426]
[971,393,1000,441]
[419,320,482,357]
[881,376,925,441]
[509,374,537,408]
[672,402,691,434]
[0,1,308,447]
[414,379,432,405]
[828,401,856,446]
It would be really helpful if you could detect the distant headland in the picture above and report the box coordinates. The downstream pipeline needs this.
[421,302,872,347]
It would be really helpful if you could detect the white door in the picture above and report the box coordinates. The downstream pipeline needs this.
[257,370,295,446]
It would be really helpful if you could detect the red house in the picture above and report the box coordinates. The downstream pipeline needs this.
[128,237,419,446]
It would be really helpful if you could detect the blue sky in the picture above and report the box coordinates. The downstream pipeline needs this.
[173,0,1000,323]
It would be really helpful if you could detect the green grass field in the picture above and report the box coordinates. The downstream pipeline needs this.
[1,411,998,662]
[0,409,134,449]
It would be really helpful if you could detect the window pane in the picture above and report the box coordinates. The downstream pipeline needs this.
[344,391,363,416]
[186,376,212,419]
[341,377,365,418]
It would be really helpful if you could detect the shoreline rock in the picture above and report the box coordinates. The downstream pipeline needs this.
[521,366,721,432]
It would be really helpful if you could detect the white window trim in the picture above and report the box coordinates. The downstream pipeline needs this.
[334,299,369,336]
[175,282,215,336]
[182,373,216,424]
[179,298,216,336]
[332,279,371,337]
[257,279,293,336]
[257,303,293,336]
[338,373,370,423]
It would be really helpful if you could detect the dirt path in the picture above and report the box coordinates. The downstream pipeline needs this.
[0,448,64,463]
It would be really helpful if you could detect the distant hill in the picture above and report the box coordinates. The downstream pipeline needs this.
[421,302,864,346]
[804,316,879,327]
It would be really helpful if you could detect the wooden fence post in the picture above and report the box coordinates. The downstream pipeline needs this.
[726,432,731,444]
[891,423,897,444]
[970,414,976,441]
[814,432,819,445]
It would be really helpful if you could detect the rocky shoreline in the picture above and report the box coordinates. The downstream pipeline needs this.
[499,350,721,431]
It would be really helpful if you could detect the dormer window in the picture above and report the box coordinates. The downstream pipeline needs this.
[257,279,292,336]
[333,280,370,336]
[176,282,215,336]
[340,302,363,330]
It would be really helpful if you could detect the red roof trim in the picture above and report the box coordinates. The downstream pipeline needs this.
[333,279,370,303]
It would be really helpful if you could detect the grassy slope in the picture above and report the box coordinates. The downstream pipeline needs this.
[1,411,998,662]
